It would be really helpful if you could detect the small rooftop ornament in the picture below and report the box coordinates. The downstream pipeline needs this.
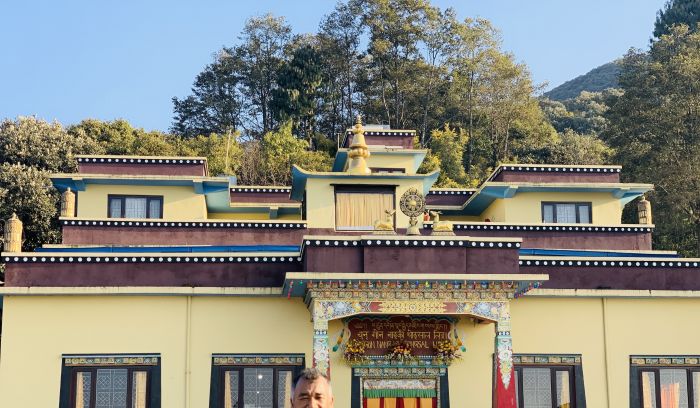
[373,209,397,235]
[346,115,371,175]
[430,210,455,236]
[400,187,425,235]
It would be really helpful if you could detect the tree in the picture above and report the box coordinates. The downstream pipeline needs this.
[239,13,292,135]
[68,119,176,156]
[171,49,245,138]
[317,2,364,143]
[445,18,499,173]
[654,0,700,38]
[0,116,102,172]
[0,163,61,251]
[605,25,700,256]
[354,0,433,128]
[425,125,469,187]
[271,44,324,143]
[235,122,331,185]
[547,129,614,165]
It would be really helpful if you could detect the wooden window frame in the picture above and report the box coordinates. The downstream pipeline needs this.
[59,355,161,408]
[107,195,164,219]
[333,185,396,232]
[541,202,592,224]
[514,365,578,408]
[634,367,700,408]
[208,355,305,408]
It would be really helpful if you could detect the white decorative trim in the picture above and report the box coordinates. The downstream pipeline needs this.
[61,219,306,229]
[77,157,206,164]
[344,131,415,136]
[487,165,622,181]
[423,223,653,233]
[519,259,699,268]
[230,187,292,193]
[3,254,302,264]
[427,190,474,195]
[301,238,520,249]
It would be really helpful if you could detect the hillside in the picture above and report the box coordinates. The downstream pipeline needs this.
[545,61,621,101]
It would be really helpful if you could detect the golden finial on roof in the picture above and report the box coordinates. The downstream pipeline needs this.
[347,115,371,174]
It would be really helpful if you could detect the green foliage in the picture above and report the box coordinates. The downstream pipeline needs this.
[271,45,324,142]
[237,122,332,185]
[171,50,245,138]
[544,62,621,101]
[605,25,700,256]
[177,132,242,177]
[0,164,60,251]
[547,130,614,165]
[0,116,102,172]
[654,0,700,38]
[68,119,176,156]
[426,126,468,187]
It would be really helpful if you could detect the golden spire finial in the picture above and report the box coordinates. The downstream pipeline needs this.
[347,114,371,174]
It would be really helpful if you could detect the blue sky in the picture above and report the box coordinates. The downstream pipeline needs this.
[1,0,665,132]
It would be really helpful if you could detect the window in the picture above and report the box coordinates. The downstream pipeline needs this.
[210,354,305,408]
[108,195,163,219]
[59,354,160,408]
[335,186,395,231]
[511,354,585,408]
[369,167,406,174]
[541,202,591,224]
[631,356,700,408]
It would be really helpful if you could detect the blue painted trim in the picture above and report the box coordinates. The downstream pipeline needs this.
[519,248,679,258]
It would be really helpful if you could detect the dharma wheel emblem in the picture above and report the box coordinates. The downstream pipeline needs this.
[400,188,425,235]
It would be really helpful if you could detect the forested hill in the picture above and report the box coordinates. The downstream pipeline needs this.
[544,61,621,101]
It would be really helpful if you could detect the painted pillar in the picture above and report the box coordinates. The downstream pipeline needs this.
[312,318,331,378]
[494,302,516,408]
[60,188,76,218]
[3,213,23,253]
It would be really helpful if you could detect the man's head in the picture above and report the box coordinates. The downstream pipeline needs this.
[290,368,334,408]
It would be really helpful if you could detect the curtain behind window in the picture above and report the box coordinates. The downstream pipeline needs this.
[124,198,148,218]
[336,192,393,231]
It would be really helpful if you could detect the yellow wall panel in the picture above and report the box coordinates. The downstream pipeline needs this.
[481,192,622,224]
[77,184,207,219]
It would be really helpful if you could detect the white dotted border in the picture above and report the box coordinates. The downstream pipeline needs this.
[344,131,415,136]
[61,220,306,229]
[230,187,292,193]
[3,255,302,264]
[427,190,474,196]
[519,259,699,268]
[488,165,621,181]
[302,239,520,249]
[423,223,653,233]
[77,157,205,164]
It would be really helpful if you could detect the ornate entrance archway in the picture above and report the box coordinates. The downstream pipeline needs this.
[283,272,548,408]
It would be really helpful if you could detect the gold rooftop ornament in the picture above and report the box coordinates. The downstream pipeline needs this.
[3,213,23,253]
[373,209,397,235]
[430,210,455,236]
[346,115,371,175]
[400,187,426,235]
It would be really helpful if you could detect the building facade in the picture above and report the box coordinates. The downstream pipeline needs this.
[1,119,699,407]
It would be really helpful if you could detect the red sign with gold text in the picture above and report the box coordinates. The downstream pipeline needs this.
[346,316,453,356]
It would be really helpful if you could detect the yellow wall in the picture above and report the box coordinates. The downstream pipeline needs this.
[0,296,314,408]
[481,192,622,224]
[208,212,302,220]
[77,184,207,219]
[2,294,700,407]
[364,153,418,174]
[304,177,426,229]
